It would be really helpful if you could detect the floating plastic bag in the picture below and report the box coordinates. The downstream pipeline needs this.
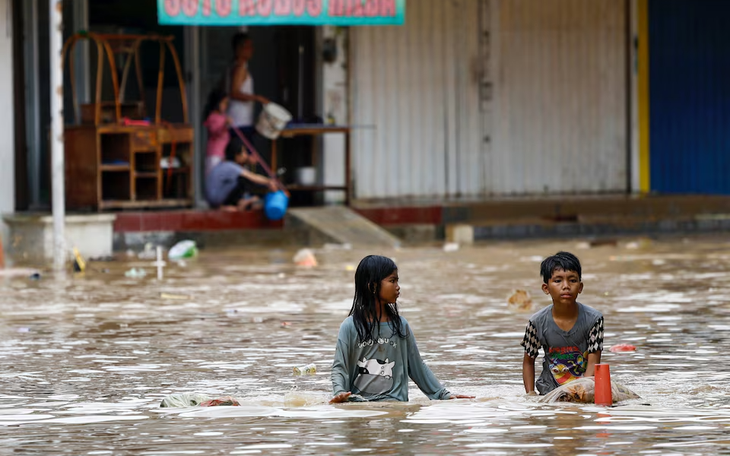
[160,393,211,408]
[160,393,241,408]
[538,377,639,404]
[124,268,147,278]
[169,240,198,260]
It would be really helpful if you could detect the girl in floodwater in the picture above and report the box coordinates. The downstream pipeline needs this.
[330,255,474,402]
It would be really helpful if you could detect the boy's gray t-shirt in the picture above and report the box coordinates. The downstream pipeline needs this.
[331,316,451,401]
[521,302,604,394]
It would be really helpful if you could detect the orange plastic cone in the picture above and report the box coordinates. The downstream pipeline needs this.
[594,364,612,406]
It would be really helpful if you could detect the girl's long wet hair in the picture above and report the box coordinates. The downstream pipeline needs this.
[349,255,407,343]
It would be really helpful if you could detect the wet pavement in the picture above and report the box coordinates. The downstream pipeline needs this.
[1,236,730,454]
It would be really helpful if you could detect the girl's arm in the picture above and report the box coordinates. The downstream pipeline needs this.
[406,328,455,400]
[330,322,352,402]
[523,353,536,394]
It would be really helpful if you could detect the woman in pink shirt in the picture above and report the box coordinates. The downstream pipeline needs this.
[204,90,232,176]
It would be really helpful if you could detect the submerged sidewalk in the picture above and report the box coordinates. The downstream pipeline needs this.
[107,194,730,250]
[353,194,730,243]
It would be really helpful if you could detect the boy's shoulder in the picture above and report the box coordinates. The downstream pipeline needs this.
[528,304,554,323]
[578,302,603,321]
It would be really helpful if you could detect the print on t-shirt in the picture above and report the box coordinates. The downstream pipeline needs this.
[547,346,587,385]
[353,358,395,396]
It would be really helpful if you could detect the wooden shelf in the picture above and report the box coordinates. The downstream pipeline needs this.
[65,124,193,211]
[100,164,130,171]
[162,167,190,174]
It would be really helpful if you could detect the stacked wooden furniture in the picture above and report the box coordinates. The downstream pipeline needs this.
[62,33,194,211]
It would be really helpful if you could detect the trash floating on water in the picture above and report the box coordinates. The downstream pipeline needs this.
[138,243,157,260]
[0,268,41,278]
[443,243,460,252]
[199,397,240,407]
[625,238,652,250]
[293,249,318,268]
[293,363,317,376]
[72,247,86,273]
[538,377,639,404]
[507,289,533,312]
[124,268,147,278]
[169,240,198,260]
[160,393,241,407]
[160,293,191,300]
[609,343,637,353]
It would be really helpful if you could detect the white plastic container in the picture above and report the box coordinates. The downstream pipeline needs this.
[295,166,316,186]
[256,103,292,139]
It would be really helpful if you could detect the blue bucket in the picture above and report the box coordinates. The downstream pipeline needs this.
[264,190,289,221]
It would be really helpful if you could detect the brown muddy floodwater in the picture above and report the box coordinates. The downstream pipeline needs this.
[1,236,730,455]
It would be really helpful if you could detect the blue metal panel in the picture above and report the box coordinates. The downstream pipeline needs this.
[650,0,730,194]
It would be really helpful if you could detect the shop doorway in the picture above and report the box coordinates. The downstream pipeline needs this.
[200,25,318,205]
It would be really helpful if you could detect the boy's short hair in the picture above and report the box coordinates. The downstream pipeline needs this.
[540,251,582,283]
[225,137,246,162]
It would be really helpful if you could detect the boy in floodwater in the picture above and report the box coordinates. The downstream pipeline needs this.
[330,255,474,403]
[521,251,604,395]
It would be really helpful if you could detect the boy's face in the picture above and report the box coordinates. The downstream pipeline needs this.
[542,267,583,306]
[235,149,251,165]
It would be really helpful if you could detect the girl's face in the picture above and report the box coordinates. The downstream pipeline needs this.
[219,97,230,113]
[377,270,400,304]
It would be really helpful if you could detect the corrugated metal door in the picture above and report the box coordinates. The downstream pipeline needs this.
[351,0,628,199]
[491,0,628,194]
[351,0,481,199]
[649,0,730,194]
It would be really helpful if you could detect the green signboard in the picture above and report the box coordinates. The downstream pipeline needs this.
[158,0,405,26]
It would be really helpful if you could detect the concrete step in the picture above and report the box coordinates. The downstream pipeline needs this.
[287,206,402,249]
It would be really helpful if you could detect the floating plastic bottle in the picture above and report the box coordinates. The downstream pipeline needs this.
[293,363,317,376]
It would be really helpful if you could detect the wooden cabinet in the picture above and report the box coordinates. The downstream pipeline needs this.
[65,124,193,211]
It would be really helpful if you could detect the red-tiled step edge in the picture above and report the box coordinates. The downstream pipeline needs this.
[114,210,284,233]
[354,206,442,226]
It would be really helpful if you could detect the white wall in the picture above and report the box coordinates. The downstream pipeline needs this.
[0,0,15,246]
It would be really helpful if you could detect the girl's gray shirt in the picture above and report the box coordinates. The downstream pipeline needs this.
[331,316,451,401]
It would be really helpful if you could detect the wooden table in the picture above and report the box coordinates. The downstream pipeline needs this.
[270,125,352,205]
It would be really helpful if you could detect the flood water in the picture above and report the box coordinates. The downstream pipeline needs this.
[1,236,730,454]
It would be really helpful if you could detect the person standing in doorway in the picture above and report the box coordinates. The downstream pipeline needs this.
[227,32,269,144]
